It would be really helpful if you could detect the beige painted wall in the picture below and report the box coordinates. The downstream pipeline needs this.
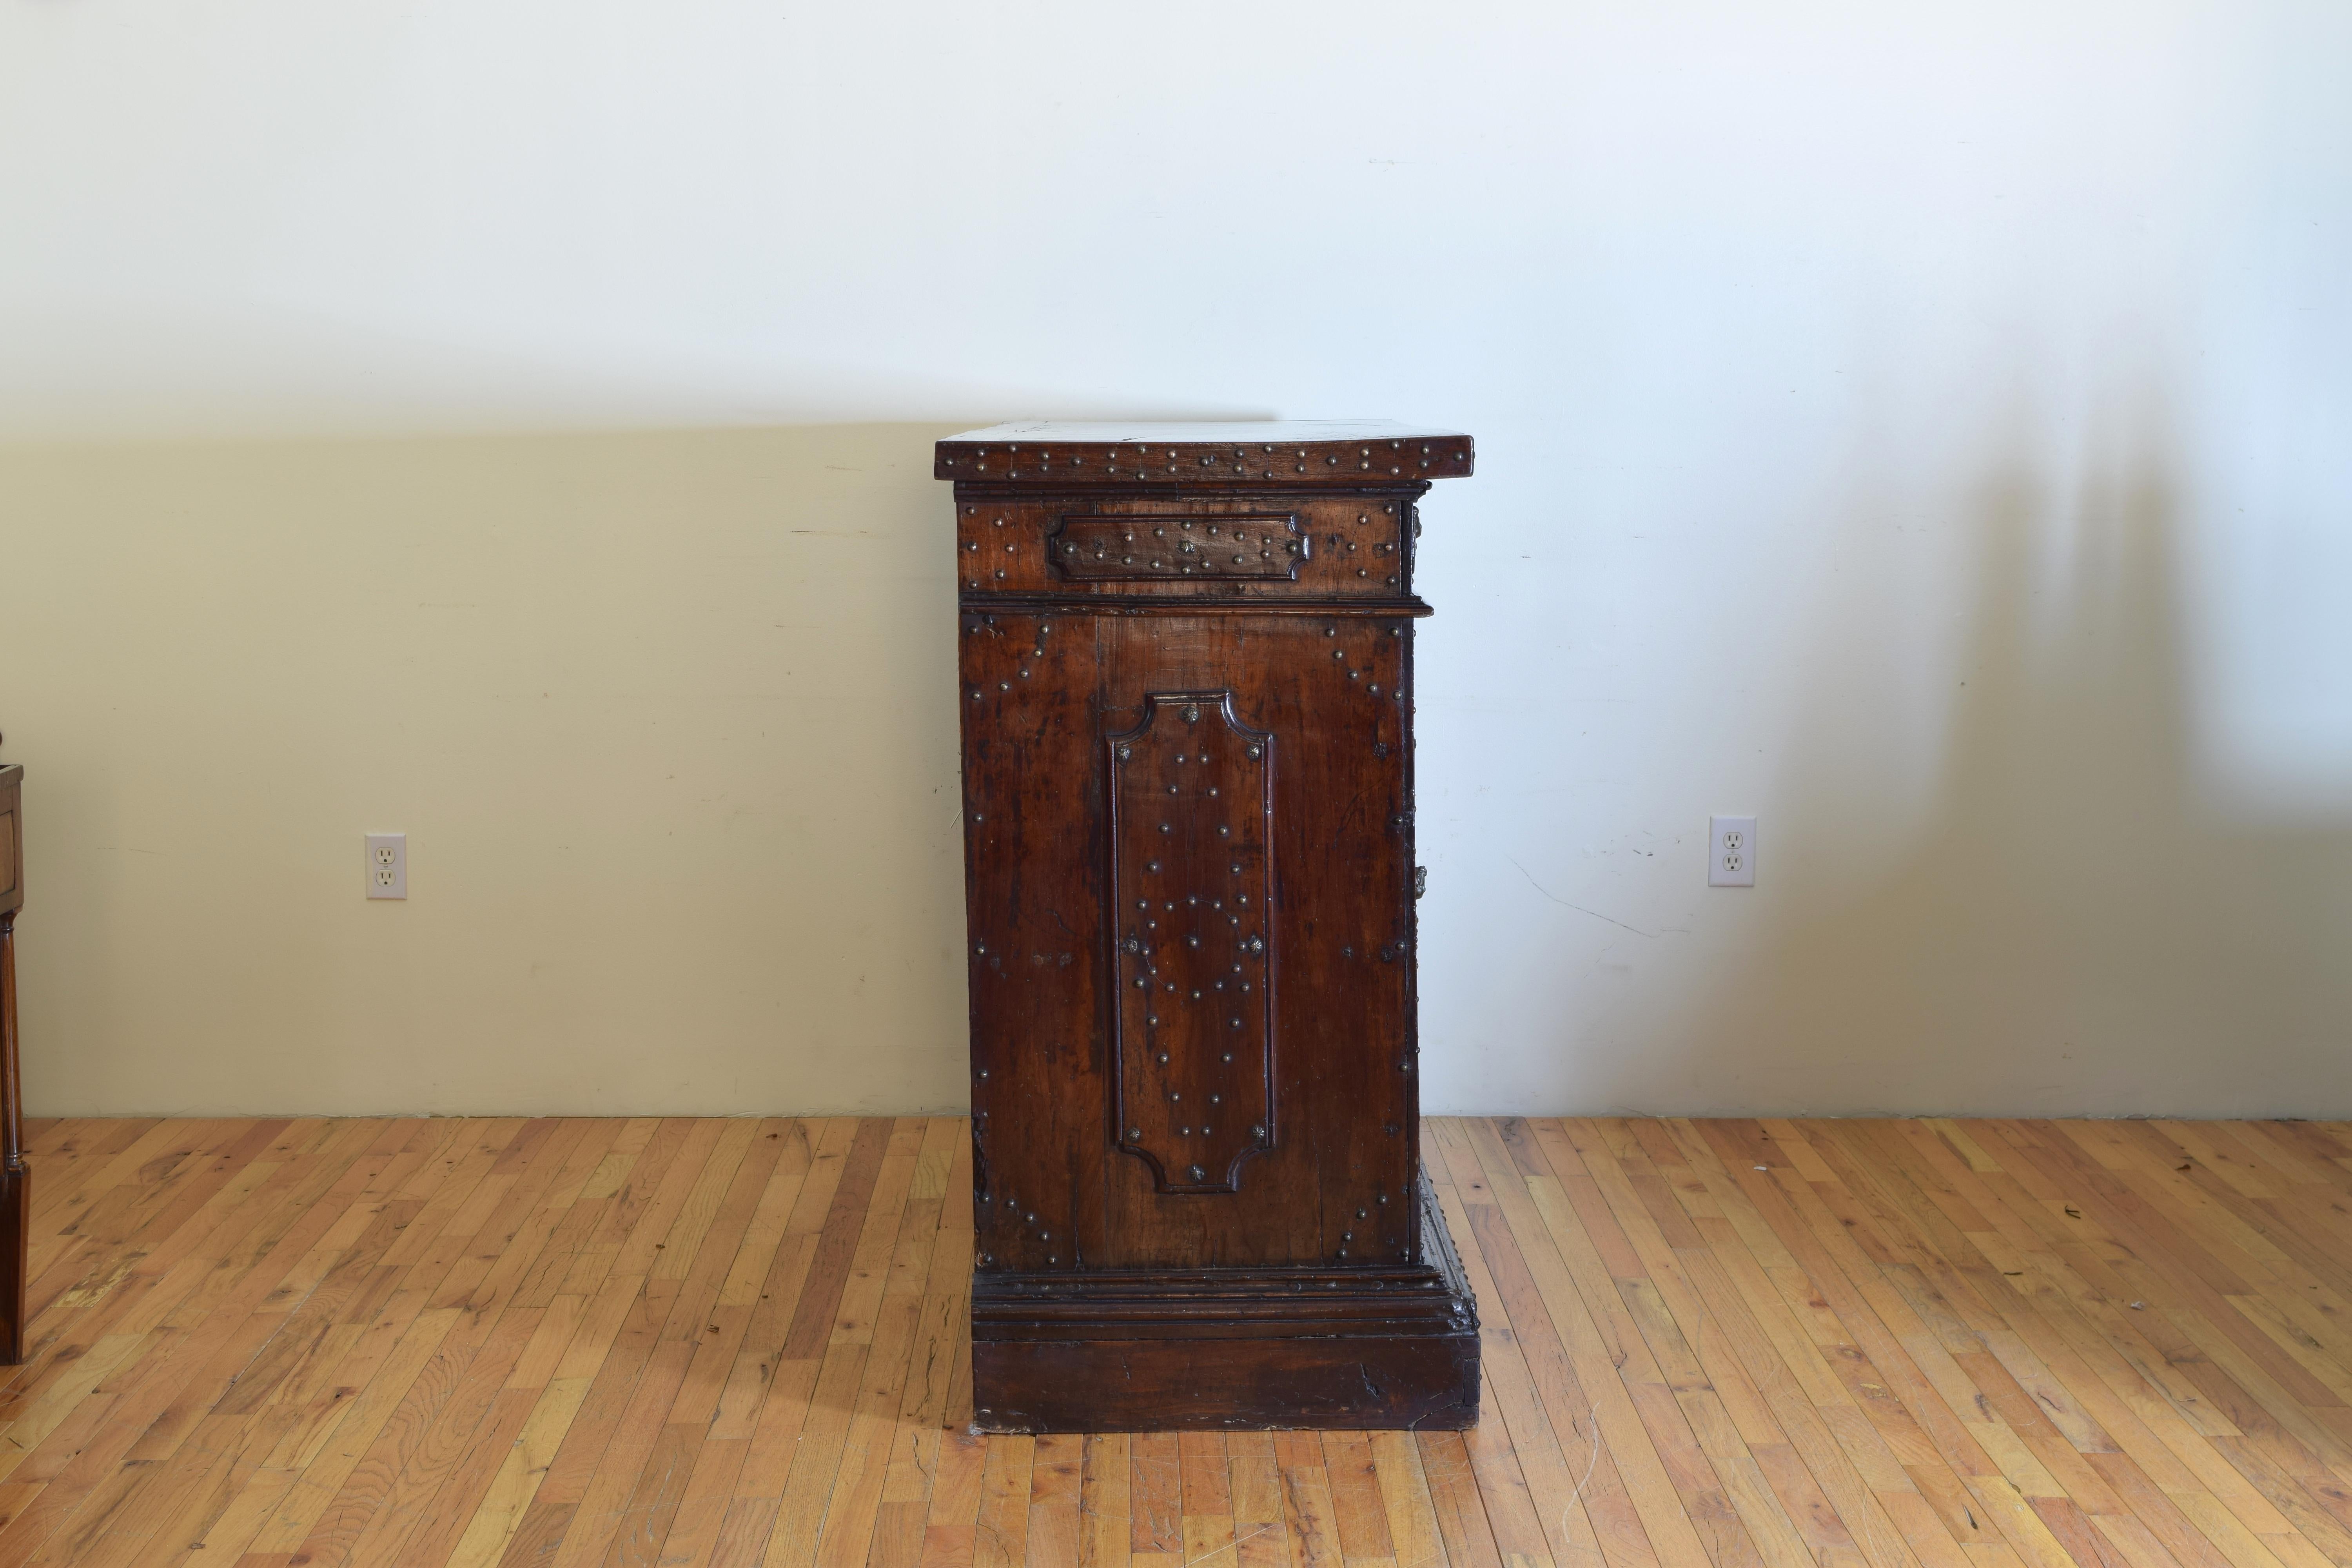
[4,0,2350,1116]
[3,427,974,1113]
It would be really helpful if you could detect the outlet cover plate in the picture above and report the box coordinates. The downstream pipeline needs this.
[366,833,407,900]
[1708,816,1755,887]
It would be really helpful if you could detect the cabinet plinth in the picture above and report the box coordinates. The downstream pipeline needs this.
[942,421,1477,1432]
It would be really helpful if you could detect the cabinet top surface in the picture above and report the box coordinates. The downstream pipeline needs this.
[940,419,1465,444]
[936,420,1473,484]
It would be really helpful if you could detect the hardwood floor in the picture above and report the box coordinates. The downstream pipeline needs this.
[0,1117,2347,1568]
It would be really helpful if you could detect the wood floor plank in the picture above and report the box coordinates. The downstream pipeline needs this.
[5,1114,2349,1568]
[1423,1121,1618,1568]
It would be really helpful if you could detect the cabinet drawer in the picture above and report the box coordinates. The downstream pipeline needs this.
[957,495,1413,602]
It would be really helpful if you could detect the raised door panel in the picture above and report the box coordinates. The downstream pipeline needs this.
[961,612,1423,1275]
[1094,615,1421,1272]
[1107,692,1276,1194]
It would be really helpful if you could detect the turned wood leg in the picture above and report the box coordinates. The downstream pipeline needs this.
[0,912,24,1364]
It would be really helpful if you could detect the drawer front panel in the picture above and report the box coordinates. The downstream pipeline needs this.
[958,494,1412,601]
[1053,513,1306,581]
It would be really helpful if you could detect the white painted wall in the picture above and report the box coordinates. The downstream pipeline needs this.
[2,0,2347,1116]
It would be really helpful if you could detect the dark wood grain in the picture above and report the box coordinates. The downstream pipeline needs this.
[943,423,1476,1431]
[935,421,1474,487]
[1,762,25,1366]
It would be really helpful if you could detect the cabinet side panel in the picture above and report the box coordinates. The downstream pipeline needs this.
[1094,615,1418,1269]
[960,611,1107,1274]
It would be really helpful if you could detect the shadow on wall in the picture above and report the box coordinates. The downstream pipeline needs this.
[1,422,984,1115]
[1643,398,2352,1117]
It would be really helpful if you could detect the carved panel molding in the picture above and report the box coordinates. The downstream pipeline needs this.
[1106,693,1276,1194]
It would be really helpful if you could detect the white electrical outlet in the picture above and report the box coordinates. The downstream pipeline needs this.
[1708,816,1755,887]
[365,833,407,899]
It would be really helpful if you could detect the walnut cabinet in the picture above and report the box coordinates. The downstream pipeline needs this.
[940,421,1477,1431]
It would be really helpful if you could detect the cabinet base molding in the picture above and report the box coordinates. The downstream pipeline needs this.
[971,1177,1479,1432]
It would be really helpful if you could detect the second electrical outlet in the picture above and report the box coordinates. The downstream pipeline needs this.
[1708,816,1755,887]
[366,833,407,899]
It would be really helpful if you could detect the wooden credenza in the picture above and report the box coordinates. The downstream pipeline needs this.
[939,421,1479,1431]
[1,762,26,1364]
